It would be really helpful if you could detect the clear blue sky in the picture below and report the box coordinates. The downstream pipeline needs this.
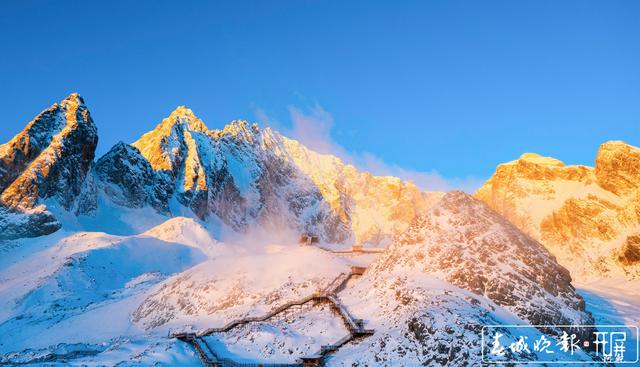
[1,1,638,190]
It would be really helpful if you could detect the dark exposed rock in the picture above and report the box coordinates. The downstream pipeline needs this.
[618,235,640,265]
[0,93,97,239]
[94,142,172,214]
[0,206,60,240]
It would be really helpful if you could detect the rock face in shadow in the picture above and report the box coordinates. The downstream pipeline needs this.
[373,191,594,340]
[0,94,98,239]
[94,142,173,214]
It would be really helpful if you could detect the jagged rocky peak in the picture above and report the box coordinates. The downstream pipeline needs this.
[132,106,210,172]
[167,105,209,133]
[477,142,640,207]
[376,190,593,335]
[121,107,440,244]
[0,93,98,239]
[595,140,640,196]
[159,105,209,133]
[0,93,92,193]
[217,120,262,142]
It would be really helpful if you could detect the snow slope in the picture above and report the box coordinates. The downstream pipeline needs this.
[577,278,640,366]
[0,218,363,365]
[0,194,620,366]
[0,220,210,365]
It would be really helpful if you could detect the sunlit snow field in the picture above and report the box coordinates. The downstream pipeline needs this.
[0,214,638,366]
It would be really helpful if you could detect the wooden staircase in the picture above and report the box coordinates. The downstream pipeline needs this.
[171,268,373,367]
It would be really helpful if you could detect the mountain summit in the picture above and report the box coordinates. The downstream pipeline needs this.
[0,93,98,239]
[132,105,209,172]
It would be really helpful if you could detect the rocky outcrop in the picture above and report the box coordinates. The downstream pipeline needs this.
[0,206,60,240]
[0,94,98,239]
[94,142,172,214]
[618,234,640,266]
[474,152,595,235]
[595,141,640,196]
[476,142,640,280]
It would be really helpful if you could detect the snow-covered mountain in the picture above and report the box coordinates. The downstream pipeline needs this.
[0,191,599,365]
[476,142,640,281]
[379,191,593,330]
[117,105,441,245]
[326,191,595,365]
[0,94,442,245]
[0,94,629,366]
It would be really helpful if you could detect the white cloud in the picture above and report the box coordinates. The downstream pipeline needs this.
[255,103,485,193]
[356,151,485,193]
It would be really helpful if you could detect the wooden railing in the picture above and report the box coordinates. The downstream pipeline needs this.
[196,293,320,336]
[317,246,386,254]
[171,270,374,367]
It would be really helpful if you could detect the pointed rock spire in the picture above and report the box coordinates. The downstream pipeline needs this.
[163,105,209,132]
[132,106,209,171]
[0,93,98,239]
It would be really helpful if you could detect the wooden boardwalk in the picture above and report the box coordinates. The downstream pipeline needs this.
[171,268,373,367]
[317,246,385,255]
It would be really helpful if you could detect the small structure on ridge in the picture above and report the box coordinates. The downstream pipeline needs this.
[299,233,319,246]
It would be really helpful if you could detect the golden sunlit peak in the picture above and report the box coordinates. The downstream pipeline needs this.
[170,105,196,118]
[60,92,86,107]
[162,105,208,132]
[217,120,263,143]
[599,140,638,152]
[517,152,564,166]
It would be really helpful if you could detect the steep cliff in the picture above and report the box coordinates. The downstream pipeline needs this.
[0,94,98,239]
